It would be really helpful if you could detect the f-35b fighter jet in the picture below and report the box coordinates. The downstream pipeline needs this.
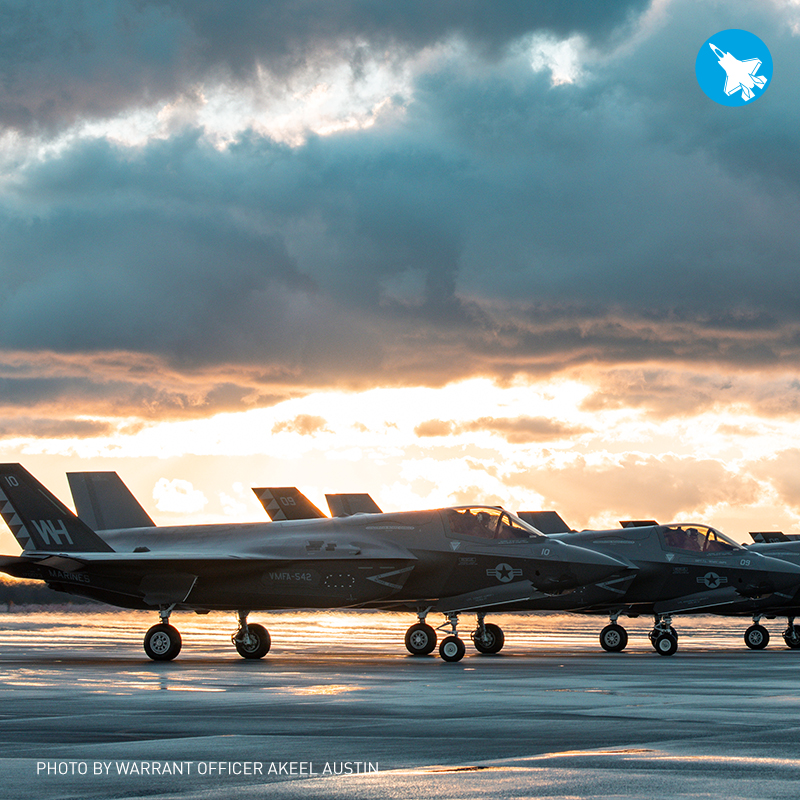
[524,518,800,655]
[0,464,629,663]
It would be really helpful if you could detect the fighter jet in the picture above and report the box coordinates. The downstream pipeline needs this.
[709,535,800,651]
[0,464,630,663]
[520,515,800,655]
[709,42,768,102]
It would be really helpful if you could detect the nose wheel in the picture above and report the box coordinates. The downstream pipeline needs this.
[439,636,466,662]
[144,623,182,661]
[232,611,271,659]
[143,605,181,661]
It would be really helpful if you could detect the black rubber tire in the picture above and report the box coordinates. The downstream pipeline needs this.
[439,635,466,663]
[783,624,800,649]
[405,623,437,655]
[473,623,505,654]
[599,623,628,653]
[744,624,770,650]
[143,623,182,661]
[654,633,678,656]
[234,623,271,659]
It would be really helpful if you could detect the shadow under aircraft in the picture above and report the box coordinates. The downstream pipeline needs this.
[0,464,630,663]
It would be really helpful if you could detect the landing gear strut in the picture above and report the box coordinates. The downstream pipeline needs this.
[232,609,271,659]
[649,615,678,656]
[471,613,505,654]
[143,604,182,661]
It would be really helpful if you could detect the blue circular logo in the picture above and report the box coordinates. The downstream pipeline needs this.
[696,29,772,106]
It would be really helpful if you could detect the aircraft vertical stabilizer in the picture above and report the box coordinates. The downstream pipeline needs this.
[68,471,155,530]
[0,464,114,552]
[252,487,327,520]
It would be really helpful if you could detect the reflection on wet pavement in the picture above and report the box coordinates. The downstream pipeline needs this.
[2,610,800,799]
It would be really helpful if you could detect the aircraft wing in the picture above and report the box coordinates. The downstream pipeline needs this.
[654,586,748,615]
[741,57,762,75]
[723,74,742,96]
[436,580,547,613]
[252,487,327,520]
[68,471,156,530]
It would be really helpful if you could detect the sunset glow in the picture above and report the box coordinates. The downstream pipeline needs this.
[2,0,800,555]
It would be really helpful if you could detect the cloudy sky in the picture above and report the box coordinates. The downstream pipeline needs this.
[1,0,799,552]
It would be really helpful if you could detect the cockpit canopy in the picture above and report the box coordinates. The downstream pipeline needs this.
[659,523,741,553]
[445,507,545,541]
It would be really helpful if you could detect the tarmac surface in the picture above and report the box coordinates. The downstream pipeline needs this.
[1,609,800,799]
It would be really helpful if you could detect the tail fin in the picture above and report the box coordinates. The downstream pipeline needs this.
[252,487,327,520]
[326,493,383,517]
[0,464,114,552]
[67,471,155,530]
[750,531,790,543]
[516,511,572,534]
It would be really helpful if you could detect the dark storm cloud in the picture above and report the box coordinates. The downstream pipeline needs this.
[0,0,647,133]
[2,0,800,417]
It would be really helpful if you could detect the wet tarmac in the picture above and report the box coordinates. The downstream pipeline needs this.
[1,610,799,798]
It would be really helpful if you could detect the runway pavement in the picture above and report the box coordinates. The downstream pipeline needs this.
[1,609,799,799]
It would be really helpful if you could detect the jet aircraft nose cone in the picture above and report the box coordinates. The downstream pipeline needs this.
[544,542,636,591]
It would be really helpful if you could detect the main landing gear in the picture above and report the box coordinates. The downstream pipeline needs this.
[142,607,271,661]
[744,615,770,650]
[648,616,678,656]
[743,615,800,651]
[403,611,506,662]
[598,613,679,656]
[783,617,800,649]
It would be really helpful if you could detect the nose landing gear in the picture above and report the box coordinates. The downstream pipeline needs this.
[232,610,271,659]
[143,605,182,661]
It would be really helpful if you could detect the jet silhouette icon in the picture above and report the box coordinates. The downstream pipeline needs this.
[709,43,768,102]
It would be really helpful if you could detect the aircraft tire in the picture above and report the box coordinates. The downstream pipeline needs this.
[439,635,466,662]
[654,633,678,656]
[405,623,437,655]
[599,624,628,653]
[473,623,505,654]
[783,625,800,649]
[144,623,182,661]
[744,624,770,650]
[234,623,271,659]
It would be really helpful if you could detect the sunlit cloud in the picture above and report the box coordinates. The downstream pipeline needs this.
[153,478,208,514]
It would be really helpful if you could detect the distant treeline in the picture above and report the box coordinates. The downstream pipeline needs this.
[0,578,101,607]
